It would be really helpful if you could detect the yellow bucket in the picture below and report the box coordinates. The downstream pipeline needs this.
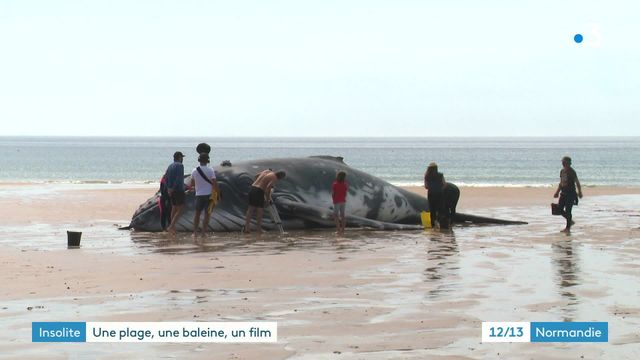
[420,211,432,229]
[207,188,220,214]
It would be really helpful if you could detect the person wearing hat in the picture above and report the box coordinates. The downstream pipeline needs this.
[554,156,583,233]
[165,151,186,235]
[190,152,219,237]
[424,162,447,229]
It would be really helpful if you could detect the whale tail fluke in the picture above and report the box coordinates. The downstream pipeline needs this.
[453,213,528,225]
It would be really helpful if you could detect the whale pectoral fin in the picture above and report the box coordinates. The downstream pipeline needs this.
[276,199,334,224]
[343,214,423,230]
[276,199,422,231]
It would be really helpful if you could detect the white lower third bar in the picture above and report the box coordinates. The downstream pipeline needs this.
[482,322,530,343]
[86,322,278,343]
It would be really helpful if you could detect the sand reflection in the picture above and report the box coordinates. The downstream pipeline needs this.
[551,239,580,321]
[423,231,459,299]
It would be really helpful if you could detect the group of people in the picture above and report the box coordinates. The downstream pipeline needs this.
[161,147,583,236]
[423,156,583,233]
[242,168,349,235]
[158,147,351,236]
[160,151,220,237]
[160,149,291,236]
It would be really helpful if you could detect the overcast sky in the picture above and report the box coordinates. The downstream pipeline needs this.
[1,1,638,137]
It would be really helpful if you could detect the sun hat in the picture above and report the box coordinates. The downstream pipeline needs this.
[173,151,185,160]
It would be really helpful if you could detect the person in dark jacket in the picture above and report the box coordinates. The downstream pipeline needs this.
[165,151,186,235]
[159,175,172,231]
[440,182,460,229]
[424,162,447,229]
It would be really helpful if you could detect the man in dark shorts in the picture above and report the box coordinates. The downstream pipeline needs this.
[165,151,186,235]
[243,169,286,234]
[554,156,583,233]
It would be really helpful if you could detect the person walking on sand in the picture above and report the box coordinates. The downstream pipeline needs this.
[243,169,287,234]
[165,151,186,235]
[554,156,583,233]
[424,162,447,229]
[190,153,219,238]
[332,171,348,235]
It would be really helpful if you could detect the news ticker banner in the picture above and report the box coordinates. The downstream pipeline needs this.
[33,321,606,343]
[32,322,277,343]
[482,322,608,343]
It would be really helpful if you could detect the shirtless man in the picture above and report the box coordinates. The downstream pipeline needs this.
[553,156,583,233]
[243,169,286,234]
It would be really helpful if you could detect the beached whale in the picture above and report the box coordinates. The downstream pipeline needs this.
[127,156,526,232]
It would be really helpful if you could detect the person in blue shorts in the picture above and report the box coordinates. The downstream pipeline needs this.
[190,153,219,238]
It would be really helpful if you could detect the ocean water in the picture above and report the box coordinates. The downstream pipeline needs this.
[0,136,638,186]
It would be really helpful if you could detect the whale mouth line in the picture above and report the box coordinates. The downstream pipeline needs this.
[272,191,303,207]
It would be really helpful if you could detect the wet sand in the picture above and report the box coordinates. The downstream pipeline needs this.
[1,183,640,359]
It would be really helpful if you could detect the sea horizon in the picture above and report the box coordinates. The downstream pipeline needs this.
[1,136,639,186]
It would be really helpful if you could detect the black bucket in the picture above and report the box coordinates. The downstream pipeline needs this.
[67,231,82,248]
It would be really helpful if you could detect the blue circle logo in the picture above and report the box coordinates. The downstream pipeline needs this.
[574,34,583,43]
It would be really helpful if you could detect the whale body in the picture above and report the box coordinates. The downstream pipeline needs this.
[127,156,526,232]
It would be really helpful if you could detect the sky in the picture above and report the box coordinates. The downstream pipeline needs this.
[0,0,638,137]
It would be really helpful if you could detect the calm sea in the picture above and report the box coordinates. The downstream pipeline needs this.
[0,137,638,186]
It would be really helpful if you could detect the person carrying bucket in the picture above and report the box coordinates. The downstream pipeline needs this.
[424,162,447,229]
[553,156,583,233]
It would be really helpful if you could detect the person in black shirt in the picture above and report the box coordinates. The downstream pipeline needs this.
[424,162,446,229]
[442,182,460,229]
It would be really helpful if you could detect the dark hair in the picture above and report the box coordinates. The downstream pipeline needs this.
[198,152,210,164]
[336,171,346,182]
[562,156,572,165]
[275,170,286,179]
[426,165,439,180]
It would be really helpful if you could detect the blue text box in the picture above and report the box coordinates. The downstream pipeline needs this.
[531,322,607,342]
[32,322,86,342]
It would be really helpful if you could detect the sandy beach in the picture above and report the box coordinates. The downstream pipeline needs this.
[1,183,640,359]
